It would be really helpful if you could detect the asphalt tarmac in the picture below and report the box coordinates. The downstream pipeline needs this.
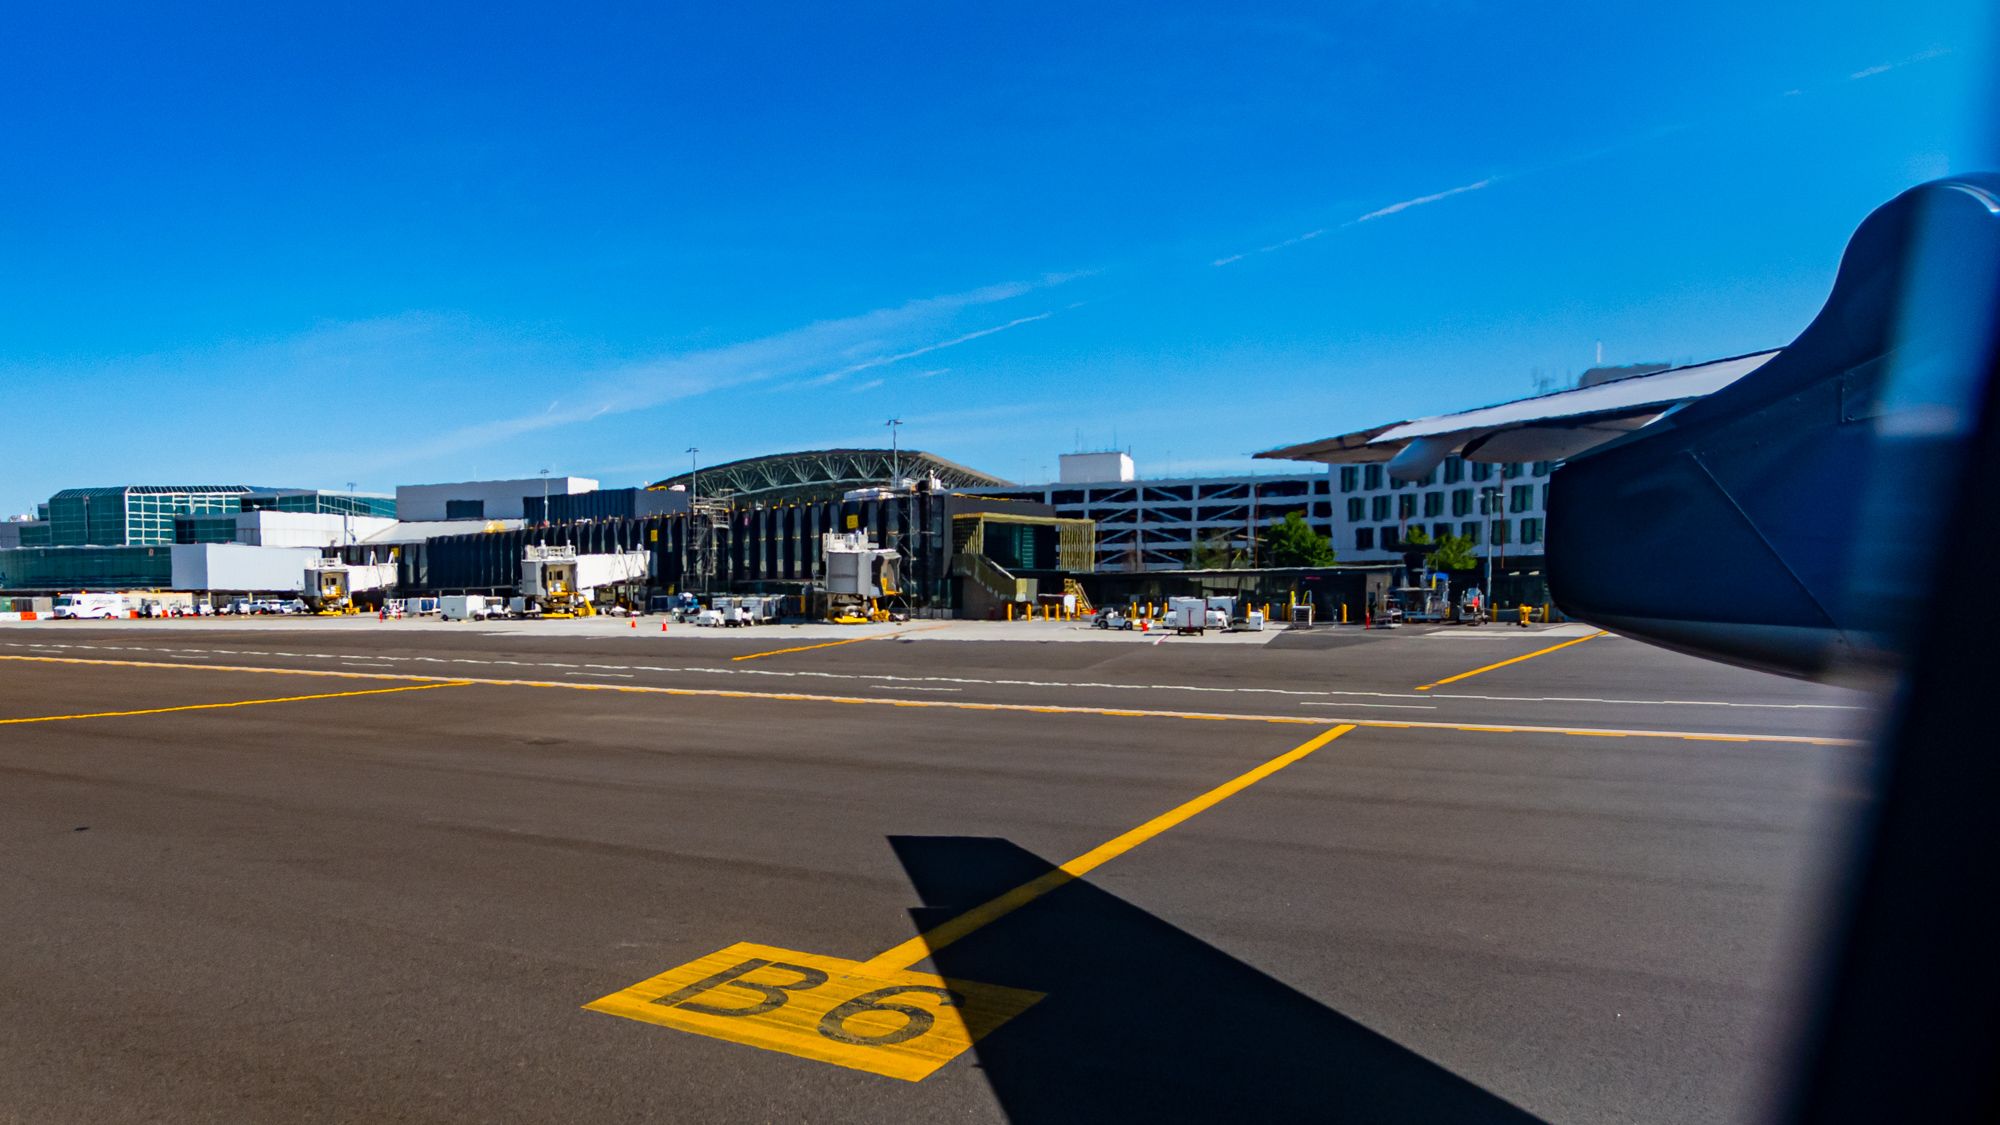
[0,623,1877,1123]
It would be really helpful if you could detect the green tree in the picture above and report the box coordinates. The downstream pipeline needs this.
[1188,533,1248,570]
[1402,526,1478,571]
[1261,511,1337,568]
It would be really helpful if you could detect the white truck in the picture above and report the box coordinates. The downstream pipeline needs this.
[1162,596,1234,635]
[52,592,131,620]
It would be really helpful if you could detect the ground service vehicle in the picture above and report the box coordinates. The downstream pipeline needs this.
[52,593,130,619]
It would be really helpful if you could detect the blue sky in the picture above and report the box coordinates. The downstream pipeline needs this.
[1,2,1991,510]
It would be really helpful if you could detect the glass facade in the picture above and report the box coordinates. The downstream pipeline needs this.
[242,490,396,518]
[46,486,251,546]
[175,514,239,544]
[0,546,173,589]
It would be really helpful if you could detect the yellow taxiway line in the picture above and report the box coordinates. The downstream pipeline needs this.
[0,680,468,725]
[0,654,1853,745]
[1415,630,1607,691]
[861,724,1355,972]
[731,626,949,662]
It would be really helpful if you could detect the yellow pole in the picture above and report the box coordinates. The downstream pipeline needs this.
[1006,603,1013,622]
[1341,602,1348,624]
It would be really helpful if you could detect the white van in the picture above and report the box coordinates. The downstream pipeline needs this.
[53,593,131,620]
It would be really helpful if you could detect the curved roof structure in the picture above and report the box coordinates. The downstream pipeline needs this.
[650,448,1010,503]
[1255,350,1778,482]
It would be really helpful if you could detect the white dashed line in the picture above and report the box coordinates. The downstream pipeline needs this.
[0,640,1864,711]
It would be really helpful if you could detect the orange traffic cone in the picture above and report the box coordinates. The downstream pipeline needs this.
[660,622,668,632]
[629,619,637,629]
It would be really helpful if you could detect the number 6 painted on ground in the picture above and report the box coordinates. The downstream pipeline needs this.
[816,985,961,1046]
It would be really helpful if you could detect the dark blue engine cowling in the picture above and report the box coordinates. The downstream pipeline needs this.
[1548,174,2000,678]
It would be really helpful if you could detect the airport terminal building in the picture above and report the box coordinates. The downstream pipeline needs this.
[964,449,1551,572]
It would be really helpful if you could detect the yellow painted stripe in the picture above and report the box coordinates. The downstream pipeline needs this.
[0,681,468,725]
[1415,631,1607,691]
[0,655,1855,745]
[731,624,949,662]
[860,724,1356,972]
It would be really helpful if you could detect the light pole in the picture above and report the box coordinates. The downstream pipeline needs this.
[885,418,903,488]
[344,480,357,547]
[1481,485,1502,609]
[685,448,700,507]
[539,468,550,526]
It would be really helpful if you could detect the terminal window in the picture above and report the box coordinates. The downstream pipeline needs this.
[1443,457,1464,484]
[1472,462,1493,482]
[1511,485,1536,513]
[1423,492,1442,518]
[1491,520,1511,545]
[1460,521,1481,545]
[1347,498,1365,521]
[1363,465,1383,490]
[1397,494,1415,519]
[1452,489,1471,517]
[1340,466,1358,493]
[1355,527,1374,550]
[1370,495,1390,521]
[1521,517,1542,545]
[445,499,485,519]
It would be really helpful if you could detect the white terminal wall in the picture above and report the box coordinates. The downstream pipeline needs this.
[1059,452,1135,483]
[396,477,598,521]
[170,545,322,592]
[234,511,397,548]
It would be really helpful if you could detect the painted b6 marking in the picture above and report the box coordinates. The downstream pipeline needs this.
[652,956,963,1047]
[585,942,1042,1081]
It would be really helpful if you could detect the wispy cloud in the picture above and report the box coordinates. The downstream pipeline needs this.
[1206,44,1953,276]
[849,378,885,393]
[1850,46,1951,80]
[1351,178,1494,224]
[382,283,1067,465]
[1212,178,1495,266]
[790,311,1055,389]
[913,367,951,378]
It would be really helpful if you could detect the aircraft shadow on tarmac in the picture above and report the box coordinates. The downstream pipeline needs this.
[889,837,1541,1123]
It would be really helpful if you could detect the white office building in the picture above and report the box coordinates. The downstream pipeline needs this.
[965,455,1547,572]
[395,476,598,522]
